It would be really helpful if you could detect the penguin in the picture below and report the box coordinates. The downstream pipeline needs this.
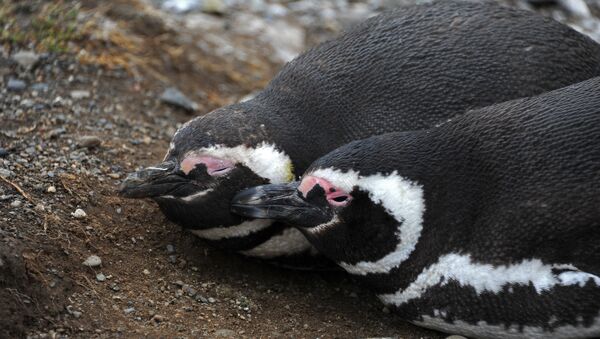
[119,1,600,267]
[231,76,600,338]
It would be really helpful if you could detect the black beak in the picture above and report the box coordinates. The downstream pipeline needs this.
[119,160,188,198]
[231,182,332,228]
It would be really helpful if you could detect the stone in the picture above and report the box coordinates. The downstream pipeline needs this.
[47,186,57,193]
[7,78,26,92]
[83,255,102,267]
[0,169,14,178]
[31,83,49,92]
[214,329,236,337]
[96,273,106,282]
[160,87,198,112]
[11,50,40,68]
[166,244,175,254]
[71,208,87,218]
[70,90,91,100]
[77,135,102,148]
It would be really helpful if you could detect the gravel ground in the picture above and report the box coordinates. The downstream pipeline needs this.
[1,0,599,337]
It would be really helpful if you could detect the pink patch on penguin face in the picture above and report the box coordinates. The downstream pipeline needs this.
[181,155,234,176]
[298,176,352,207]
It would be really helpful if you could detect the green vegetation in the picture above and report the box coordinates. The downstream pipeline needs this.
[0,1,81,53]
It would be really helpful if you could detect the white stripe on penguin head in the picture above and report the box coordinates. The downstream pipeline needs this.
[308,167,425,275]
[184,142,294,184]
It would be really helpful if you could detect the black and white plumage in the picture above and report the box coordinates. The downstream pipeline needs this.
[120,1,600,267]
[231,76,600,338]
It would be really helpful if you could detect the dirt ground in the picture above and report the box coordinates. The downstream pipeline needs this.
[0,1,443,338]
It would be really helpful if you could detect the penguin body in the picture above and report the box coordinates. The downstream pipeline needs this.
[231,76,600,337]
[121,1,600,266]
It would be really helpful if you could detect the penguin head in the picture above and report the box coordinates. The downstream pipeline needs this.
[120,103,295,230]
[232,166,425,267]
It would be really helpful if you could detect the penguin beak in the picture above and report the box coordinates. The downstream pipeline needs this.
[231,182,332,228]
[119,160,187,198]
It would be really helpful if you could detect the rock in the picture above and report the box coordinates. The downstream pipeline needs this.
[34,204,45,212]
[83,255,102,267]
[11,50,40,68]
[31,83,49,92]
[7,78,26,92]
[152,314,165,323]
[214,329,237,337]
[123,307,135,315]
[184,13,223,30]
[202,0,226,14]
[20,99,34,108]
[195,295,208,303]
[184,286,197,297]
[77,135,102,148]
[46,127,66,139]
[70,90,91,100]
[71,208,87,218]
[162,0,200,13]
[96,273,106,282]
[47,186,57,193]
[159,87,198,112]
[168,255,177,263]
[208,297,216,303]
[558,0,591,18]
[10,200,22,208]
[0,148,8,158]
[166,244,175,254]
[0,169,14,178]
[143,269,150,275]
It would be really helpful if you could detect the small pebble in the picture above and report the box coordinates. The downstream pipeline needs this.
[47,186,57,193]
[166,244,175,254]
[31,83,49,92]
[7,78,26,92]
[10,200,22,208]
[34,203,45,212]
[160,87,198,112]
[143,269,150,275]
[0,169,13,178]
[96,273,106,282]
[71,208,87,218]
[0,148,9,158]
[70,90,91,100]
[168,255,177,264]
[77,135,102,148]
[382,306,390,314]
[214,329,237,337]
[11,50,39,68]
[83,255,102,267]
[208,297,216,303]
[152,314,164,323]
[123,307,135,315]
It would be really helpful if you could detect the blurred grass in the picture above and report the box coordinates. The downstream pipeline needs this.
[0,1,81,53]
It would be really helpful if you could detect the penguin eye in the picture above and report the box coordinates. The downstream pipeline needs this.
[181,155,234,177]
[327,192,352,207]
